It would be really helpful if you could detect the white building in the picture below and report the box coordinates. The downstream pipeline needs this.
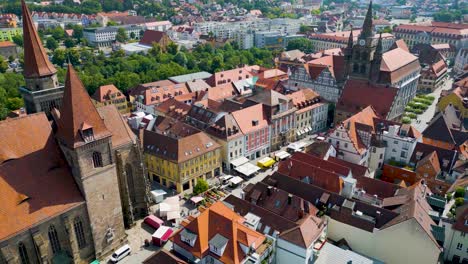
[83,24,143,47]
[441,205,468,264]
[144,21,172,32]
[454,48,468,75]
[328,106,421,171]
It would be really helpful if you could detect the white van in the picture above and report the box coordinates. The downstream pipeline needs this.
[110,244,131,263]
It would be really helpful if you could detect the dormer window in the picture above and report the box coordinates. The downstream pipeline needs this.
[416,152,423,160]
[180,229,197,247]
[80,122,94,143]
[442,159,450,168]
[209,234,228,256]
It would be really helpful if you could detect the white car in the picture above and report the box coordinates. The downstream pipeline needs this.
[110,244,131,263]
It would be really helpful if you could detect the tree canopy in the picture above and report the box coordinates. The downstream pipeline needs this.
[286,38,314,53]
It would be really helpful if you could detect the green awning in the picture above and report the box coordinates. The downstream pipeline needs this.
[52,251,72,264]
[90,260,100,264]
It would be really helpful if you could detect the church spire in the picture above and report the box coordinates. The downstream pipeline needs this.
[21,0,56,78]
[56,64,110,149]
[376,32,383,54]
[360,1,374,40]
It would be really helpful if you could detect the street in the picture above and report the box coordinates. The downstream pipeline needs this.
[410,77,453,132]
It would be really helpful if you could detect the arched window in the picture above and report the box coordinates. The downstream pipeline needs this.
[92,152,103,168]
[125,164,136,203]
[74,217,87,249]
[18,243,29,264]
[48,225,61,254]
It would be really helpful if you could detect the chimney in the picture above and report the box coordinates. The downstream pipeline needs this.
[288,193,293,205]
[267,186,272,196]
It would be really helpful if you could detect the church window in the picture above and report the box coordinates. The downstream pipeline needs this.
[92,152,103,168]
[74,217,87,249]
[18,243,29,264]
[48,225,61,254]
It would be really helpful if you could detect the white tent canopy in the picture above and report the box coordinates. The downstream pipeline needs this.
[275,151,291,160]
[229,176,244,185]
[235,162,260,176]
[159,196,180,217]
[231,156,250,168]
[167,211,181,220]
[151,189,167,203]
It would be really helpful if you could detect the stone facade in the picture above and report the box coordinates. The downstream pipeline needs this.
[0,205,94,264]
[114,142,150,227]
[59,137,127,259]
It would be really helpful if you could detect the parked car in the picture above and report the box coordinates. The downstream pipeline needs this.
[110,244,131,263]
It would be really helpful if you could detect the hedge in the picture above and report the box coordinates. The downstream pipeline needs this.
[402,117,411,124]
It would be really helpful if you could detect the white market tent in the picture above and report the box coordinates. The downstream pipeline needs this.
[167,211,181,220]
[235,162,260,177]
[150,189,167,203]
[229,176,244,185]
[231,156,250,168]
[275,151,291,160]
[159,196,180,218]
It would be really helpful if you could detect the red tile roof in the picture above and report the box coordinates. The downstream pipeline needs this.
[337,79,398,119]
[0,41,16,48]
[381,48,418,72]
[129,80,189,106]
[21,0,57,78]
[56,64,111,148]
[97,105,135,148]
[171,201,265,264]
[307,54,345,80]
[0,113,84,241]
[231,104,269,135]
[92,84,126,103]
[139,30,170,46]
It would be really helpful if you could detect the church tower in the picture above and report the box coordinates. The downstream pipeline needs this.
[19,0,63,118]
[346,1,381,81]
[55,64,126,259]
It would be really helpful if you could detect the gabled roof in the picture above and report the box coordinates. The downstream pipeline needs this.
[171,201,265,264]
[21,0,57,78]
[231,104,269,135]
[143,250,187,264]
[206,113,242,140]
[139,30,170,46]
[410,142,458,173]
[381,48,419,72]
[247,88,291,107]
[391,39,409,52]
[340,106,378,154]
[453,204,468,233]
[423,105,466,146]
[97,105,136,148]
[92,84,125,103]
[337,79,398,119]
[56,64,111,149]
[0,113,84,241]
[307,54,345,81]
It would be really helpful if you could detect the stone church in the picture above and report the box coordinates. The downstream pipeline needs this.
[0,1,149,263]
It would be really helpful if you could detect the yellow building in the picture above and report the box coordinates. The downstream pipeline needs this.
[91,84,129,114]
[143,128,222,193]
[437,79,468,119]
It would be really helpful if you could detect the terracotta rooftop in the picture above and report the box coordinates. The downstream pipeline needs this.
[92,84,125,103]
[143,250,187,264]
[0,113,84,241]
[143,129,220,163]
[21,0,57,78]
[56,64,111,148]
[231,104,269,135]
[97,105,136,148]
[139,30,170,46]
[453,204,468,233]
[171,201,266,264]
[155,98,192,120]
[381,48,418,72]
[307,54,345,81]
[337,80,398,119]
[391,39,409,52]
[129,80,189,106]
[410,142,458,173]
[0,41,16,48]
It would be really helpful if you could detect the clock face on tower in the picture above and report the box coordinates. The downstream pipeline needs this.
[359,39,365,46]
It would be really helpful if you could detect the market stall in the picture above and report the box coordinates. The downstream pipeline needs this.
[257,157,275,169]
[275,150,291,161]
[235,162,260,177]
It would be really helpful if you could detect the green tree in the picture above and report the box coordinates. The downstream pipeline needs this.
[51,27,65,41]
[286,38,314,53]
[52,49,66,66]
[64,38,76,48]
[72,25,84,39]
[46,37,58,51]
[167,42,178,55]
[0,57,8,73]
[130,32,136,39]
[6,97,23,110]
[455,197,465,207]
[107,20,119,26]
[0,87,8,120]
[193,179,209,195]
[115,28,128,43]
[12,34,23,47]
[454,187,466,198]
[66,49,80,65]
[174,52,188,67]
[81,0,102,13]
